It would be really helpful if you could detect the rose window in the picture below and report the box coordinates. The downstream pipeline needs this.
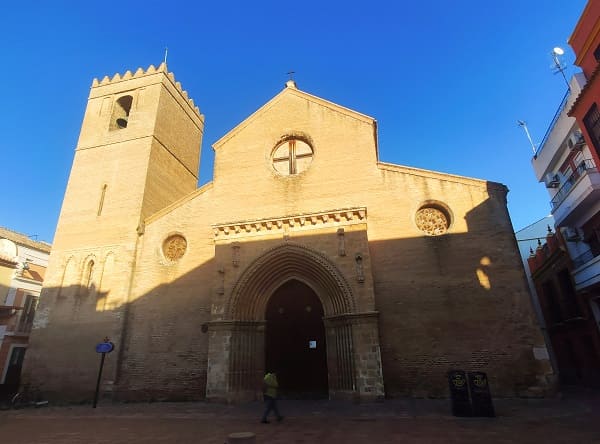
[162,235,187,261]
[415,207,450,236]
[272,139,313,175]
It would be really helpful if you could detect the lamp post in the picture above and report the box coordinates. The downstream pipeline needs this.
[517,120,537,154]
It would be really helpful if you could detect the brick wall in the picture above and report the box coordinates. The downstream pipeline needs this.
[24,78,551,401]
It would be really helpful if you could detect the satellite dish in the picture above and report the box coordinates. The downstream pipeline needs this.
[553,47,565,55]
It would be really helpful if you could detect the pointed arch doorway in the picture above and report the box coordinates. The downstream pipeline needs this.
[265,279,328,399]
[206,242,385,402]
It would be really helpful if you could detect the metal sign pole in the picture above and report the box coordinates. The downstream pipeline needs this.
[93,352,106,409]
[93,337,114,408]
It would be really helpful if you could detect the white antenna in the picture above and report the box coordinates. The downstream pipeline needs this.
[551,47,570,90]
[164,47,168,66]
[517,120,538,154]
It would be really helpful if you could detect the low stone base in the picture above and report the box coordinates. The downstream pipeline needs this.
[227,432,256,443]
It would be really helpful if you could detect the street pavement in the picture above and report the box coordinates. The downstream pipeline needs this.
[0,390,599,443]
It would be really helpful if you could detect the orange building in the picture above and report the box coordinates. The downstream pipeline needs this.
[528,0,600,387]
[570,0,600,168]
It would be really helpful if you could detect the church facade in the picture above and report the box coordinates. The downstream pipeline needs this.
[23,64,552,402]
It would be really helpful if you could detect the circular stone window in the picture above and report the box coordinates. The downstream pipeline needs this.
[272,139,313,175]
[162,234,187,261]
[415,206,450,236]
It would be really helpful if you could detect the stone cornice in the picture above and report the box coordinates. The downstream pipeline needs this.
[212,207,367,239]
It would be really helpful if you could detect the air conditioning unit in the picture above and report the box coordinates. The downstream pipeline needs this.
[544,173,560,188]
[569,131,585,150]
[563,226,581,242]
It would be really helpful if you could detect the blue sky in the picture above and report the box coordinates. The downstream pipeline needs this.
[0,1,587,243]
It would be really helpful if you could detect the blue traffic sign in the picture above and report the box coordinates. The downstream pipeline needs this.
[95,342,114,353]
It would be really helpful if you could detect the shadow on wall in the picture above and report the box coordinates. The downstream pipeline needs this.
[20,191,550,402]
[370,184,548,397]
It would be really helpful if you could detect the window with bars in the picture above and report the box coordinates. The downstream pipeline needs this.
[83,259,97,297]
[583,104,600,153]
[594,44,600,63]
[272,139,313,176]
[17,294,39,333]
[557,269,581,319]
[541,280,562,324]
[85,260,95,289]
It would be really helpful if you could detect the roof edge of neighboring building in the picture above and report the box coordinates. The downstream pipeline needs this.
[568,65,600,115]
[0,227,52,253]
[0,252,19,266]
[515,215,554,235]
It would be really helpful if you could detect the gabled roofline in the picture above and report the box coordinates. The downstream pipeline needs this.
[213,84,376,150]
[376,161,507,191]
[145,182,214,225]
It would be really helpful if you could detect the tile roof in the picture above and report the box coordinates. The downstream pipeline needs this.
[0,252,19,266]
[0,227,51,253]
[568,65,600,115]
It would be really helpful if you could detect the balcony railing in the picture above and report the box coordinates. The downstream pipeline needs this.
[573,248,600,269]
[551,159,597,210]
[535,89,570,157]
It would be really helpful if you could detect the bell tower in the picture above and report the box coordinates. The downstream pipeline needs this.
[55,63,204,249]
[23,64,204,400]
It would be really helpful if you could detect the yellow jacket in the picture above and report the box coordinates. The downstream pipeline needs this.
[263,373,278,398]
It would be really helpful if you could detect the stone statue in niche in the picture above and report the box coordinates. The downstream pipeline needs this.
[337,228,346,256]
[232,242,240,267]
[355,253,365,283]
[217,266,225,295]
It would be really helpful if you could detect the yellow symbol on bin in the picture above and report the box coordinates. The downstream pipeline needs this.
[452,374,466,388]
[473,374,487,388]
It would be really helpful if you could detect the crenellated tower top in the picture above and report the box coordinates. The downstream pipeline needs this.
[91,62,202,118]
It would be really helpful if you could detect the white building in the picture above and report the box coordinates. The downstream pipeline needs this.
[0,228,50,397]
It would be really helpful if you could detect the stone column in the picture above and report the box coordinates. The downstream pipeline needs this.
[349,312,385,401]
[228,321,265,402]
[206,321,235,402]
[324,316,356,400]
[206,320,265,402]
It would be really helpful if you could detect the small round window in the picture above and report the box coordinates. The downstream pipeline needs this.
[272,139,313,175]
[415,206,450,236]
[162,234,187,261]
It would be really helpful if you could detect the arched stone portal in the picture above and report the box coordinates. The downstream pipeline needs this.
[206,243,385,402]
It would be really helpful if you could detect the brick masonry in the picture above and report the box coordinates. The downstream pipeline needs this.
[22,67,552,402]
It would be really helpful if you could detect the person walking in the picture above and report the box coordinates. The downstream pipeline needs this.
[261,371,283,424]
